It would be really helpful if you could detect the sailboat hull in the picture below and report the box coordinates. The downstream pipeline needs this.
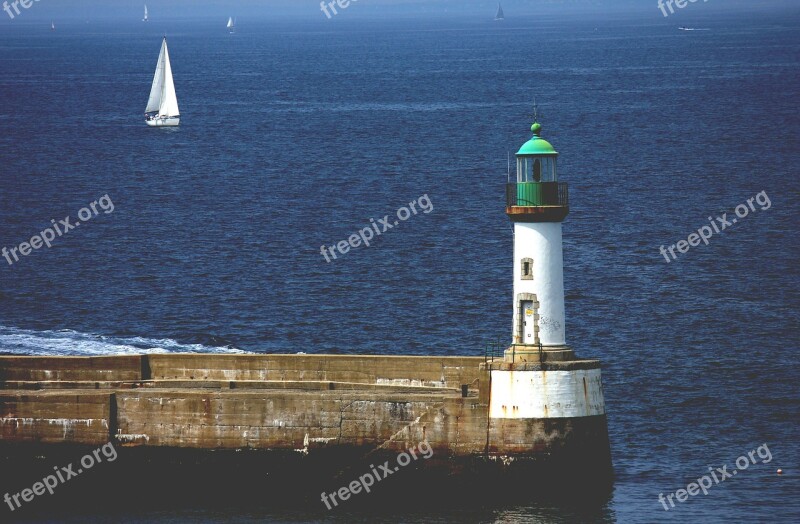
[145,116,180,127]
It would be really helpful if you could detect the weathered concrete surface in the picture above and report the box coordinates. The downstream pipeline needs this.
[114,389,461,449]
[145,354,484,388]
[0,390,112,445]
[0,353,611,494]
[0,356,142,382]
[0,354,484,388]
[0,355,490,452]
[0,352,613,522]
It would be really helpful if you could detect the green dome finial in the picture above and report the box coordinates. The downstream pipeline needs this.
[516,118,557,156]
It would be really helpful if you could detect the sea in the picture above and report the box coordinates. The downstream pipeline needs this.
[0,5,798,523]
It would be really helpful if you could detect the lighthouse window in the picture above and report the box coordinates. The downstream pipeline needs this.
[535,157,554,182]
[521,258,533,280]
[517,158,528,182]
[532,159,542,182]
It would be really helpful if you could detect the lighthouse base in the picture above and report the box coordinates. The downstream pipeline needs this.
[503,344,575,363]
[485,413,612,482]
[481,356,611,484]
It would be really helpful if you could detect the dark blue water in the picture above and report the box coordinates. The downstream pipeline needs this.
[1,8,799,523]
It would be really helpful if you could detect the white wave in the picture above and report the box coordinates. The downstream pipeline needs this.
[0,325,250,356]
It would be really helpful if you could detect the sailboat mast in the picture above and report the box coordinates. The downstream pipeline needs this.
[159,40,166,114]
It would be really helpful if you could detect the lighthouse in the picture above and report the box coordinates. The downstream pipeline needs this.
[506,120,568,358]
[483,116,612,486]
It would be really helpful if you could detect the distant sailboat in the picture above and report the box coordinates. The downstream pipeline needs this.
[227,16,235,33]
[143,5,148,22]
[144,38,180,127]
[495,3,504,21]
[50,21,55,31]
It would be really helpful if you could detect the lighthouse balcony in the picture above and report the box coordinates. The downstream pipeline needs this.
[505,182,569,222]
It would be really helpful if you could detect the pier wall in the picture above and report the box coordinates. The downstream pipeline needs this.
[0,354,610,483]
[0,354,490,452]
[0,391,112,445]
[0,353,612,513]
[0,354,483,388]
[0,356,142,383]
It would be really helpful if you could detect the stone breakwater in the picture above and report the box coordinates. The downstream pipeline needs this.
[0,353,612,515]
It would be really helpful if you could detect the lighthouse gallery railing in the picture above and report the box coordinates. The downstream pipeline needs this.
[505,182,568,207]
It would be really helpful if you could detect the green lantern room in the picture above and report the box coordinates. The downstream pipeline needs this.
[517,122,557,182]
[506,121,569,222]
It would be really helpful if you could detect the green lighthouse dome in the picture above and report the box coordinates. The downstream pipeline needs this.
[516,122,558,156]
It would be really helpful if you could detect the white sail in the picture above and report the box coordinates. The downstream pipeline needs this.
[144,38,180,126]
[145,39,165,113]
[227,17,234,28]
[159,40,179,117]
[145,38,179,118]
[495,3,504,20]
[143,5,148,21]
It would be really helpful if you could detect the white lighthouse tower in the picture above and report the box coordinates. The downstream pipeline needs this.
[506,119,569,359]
[483,116,611,483]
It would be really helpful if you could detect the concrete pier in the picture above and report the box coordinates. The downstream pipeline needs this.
[0,353,611,516]
[0,353,610,457]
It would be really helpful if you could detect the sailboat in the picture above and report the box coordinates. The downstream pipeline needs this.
[143,5,148,22]
[144,38,180,127]
[227,16,235,33]
[495,3,504,21]
[50,21,55,31]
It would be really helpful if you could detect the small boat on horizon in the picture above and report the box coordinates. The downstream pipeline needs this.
[495,3,504,21]
[144,37,180,127]
[679,26,709,31]
[227,16,235,34]
[143,5,148,22]
[50,21,55,31]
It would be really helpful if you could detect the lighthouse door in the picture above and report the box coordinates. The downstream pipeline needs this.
[522,301,535,343]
